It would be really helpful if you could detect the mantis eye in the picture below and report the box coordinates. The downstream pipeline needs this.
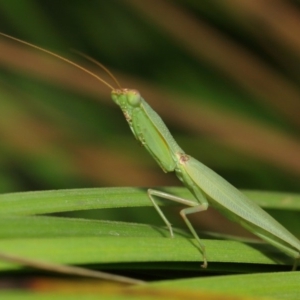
[127,90,141,107]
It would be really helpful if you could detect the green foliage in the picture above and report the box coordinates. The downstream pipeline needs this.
[1,187,300,298]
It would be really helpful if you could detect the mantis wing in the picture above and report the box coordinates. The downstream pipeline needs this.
[182,155,300,259]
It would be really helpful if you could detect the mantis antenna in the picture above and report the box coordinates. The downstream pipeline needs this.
[72,50,122,89]
[0,32,116,91]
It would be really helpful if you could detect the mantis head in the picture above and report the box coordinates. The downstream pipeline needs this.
[111,89,142,125]
[111,89,141,107]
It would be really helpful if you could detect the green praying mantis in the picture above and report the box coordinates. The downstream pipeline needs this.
[1,32,300,271]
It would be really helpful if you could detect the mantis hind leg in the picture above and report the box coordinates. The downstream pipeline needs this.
[147,188,209,268]
[180,205,208,268]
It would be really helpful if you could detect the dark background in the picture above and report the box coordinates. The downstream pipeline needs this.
[0,0,300,194]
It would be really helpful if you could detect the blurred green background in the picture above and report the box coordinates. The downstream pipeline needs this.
[0,0,299,194]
